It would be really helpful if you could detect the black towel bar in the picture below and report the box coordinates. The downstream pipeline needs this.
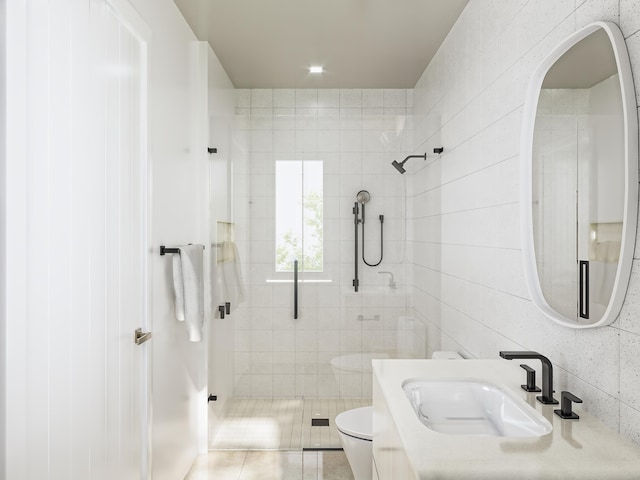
[160,245,205,256]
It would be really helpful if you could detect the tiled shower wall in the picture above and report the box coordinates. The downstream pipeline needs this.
[407,0,640,443]
[232,88,424,398]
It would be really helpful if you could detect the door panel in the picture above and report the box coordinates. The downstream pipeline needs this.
[5,0,150,478]
[96,2,151,478]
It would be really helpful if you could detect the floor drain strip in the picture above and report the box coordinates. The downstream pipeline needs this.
[303,447,344,451]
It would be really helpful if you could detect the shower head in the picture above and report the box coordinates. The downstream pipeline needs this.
[390,153,427,174]
[391,160,406,174]
[356,190,371,204]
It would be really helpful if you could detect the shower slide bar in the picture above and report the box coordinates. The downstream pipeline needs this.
[352,190,384,292]
[353,201,360,292]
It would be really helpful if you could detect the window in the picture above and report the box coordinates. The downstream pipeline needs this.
[275,160,323,272]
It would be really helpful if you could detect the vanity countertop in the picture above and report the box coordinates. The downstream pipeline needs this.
[372,359,640,480]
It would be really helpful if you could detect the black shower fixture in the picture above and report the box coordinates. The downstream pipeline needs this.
[391,160,407,174]
[356,190,371,204]
[352,190,384,292]
[391,148,444,174]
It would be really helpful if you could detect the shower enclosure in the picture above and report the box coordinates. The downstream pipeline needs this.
[209,88,423,449]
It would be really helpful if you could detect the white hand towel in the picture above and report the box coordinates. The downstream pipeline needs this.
[172,253,186,321]
[172,244,205,342]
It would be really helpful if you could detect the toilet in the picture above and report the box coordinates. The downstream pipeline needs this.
[335,406,373,480]
[335,351,463,479]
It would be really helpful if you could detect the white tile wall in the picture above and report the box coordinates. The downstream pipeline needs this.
[408,0,640,445]
[234,88,415,398]
[621,0,640,37]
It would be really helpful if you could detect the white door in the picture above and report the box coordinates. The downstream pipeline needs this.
[4,0,151,478]
[97,1,152,478]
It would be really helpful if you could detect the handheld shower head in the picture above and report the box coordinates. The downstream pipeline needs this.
[390,153,427,174]
[356,190,371,204]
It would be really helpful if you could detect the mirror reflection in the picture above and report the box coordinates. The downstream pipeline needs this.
[532,28,626,324]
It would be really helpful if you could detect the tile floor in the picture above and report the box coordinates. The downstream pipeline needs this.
[210,398,370,450]
[185,450,355,480]
[192,398,369,479]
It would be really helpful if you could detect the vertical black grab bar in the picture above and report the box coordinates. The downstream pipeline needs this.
[579,260,589,319]
[294,259,299,319]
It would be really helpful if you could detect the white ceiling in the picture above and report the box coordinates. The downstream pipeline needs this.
[173,0,469,89]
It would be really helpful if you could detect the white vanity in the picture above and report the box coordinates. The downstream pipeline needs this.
[372,359,640,480]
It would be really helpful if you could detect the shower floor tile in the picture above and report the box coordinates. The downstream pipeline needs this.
[210,398,370,450]
[185,450,355,480]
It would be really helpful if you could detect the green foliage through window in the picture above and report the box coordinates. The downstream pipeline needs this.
[275,161,323,272]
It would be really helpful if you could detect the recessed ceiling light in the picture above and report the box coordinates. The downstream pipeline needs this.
[309,66,323,74]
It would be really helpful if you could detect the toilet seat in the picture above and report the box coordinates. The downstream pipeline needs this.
[335,406,372,441]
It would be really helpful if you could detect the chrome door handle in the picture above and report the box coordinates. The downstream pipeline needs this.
[134,328,152,345]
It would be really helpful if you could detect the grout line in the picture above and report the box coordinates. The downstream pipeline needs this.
[411,155,517,198]
[409,241,521,252]
[410,263,531,303]
[409,200,520,220]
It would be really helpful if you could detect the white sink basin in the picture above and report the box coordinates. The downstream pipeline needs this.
[402,379,552,437]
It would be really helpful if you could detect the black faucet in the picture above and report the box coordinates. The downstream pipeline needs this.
[499,351,558,405]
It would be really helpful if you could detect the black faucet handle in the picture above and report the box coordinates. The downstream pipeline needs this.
[554,391,582,420]
[519,364,541,392]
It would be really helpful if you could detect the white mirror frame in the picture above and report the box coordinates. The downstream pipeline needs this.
[521,22,638,329]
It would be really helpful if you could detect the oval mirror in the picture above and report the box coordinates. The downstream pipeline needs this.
[521,22,638,329]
